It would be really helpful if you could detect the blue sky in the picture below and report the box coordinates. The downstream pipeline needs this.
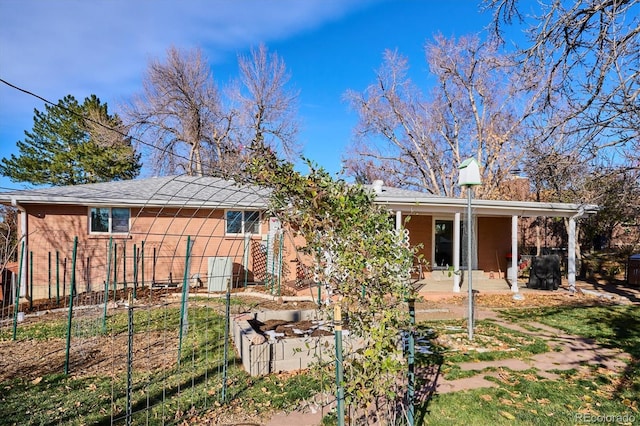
[0,0,508,190]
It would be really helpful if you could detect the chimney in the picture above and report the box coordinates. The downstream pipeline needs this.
[372,180,384,194]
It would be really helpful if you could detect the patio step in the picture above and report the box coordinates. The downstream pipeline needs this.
[429,269,487,282]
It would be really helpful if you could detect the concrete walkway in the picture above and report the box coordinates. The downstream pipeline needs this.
[433,313,631,394]
[415,275,640,303]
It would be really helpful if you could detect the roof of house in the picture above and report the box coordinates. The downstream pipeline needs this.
[0,175,271,209]
[0,175,598,218]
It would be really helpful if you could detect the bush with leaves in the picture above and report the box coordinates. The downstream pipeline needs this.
[246,148,420,419]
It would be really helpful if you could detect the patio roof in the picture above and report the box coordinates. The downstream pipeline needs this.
[371,185,599,218]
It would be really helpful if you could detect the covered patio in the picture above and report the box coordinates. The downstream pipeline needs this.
[371,184,599,295]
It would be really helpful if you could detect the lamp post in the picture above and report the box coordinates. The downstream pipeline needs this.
[458,158,481,340]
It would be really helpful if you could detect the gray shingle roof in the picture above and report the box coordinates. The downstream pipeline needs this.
[0,175,271,209]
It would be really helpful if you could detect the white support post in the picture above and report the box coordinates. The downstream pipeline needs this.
[453,212,461,292]
[395,210,402,231]
[568,217,576,292]
[511,215,519,293]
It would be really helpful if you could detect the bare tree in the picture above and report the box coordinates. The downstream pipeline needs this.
[124,46,230,176]
[230,43,300,160]
[343,35,543,198]
[124,44,300,177]
[485,0,640,252]
[484,0,640,166]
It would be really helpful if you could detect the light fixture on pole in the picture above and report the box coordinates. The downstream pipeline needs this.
[458,158,481,340]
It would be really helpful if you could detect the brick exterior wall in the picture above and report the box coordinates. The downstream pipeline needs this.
[404,214,432,271]
[477,217,512,274]
[19,204,293,300]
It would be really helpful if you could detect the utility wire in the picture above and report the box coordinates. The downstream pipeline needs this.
[0,77,190,166]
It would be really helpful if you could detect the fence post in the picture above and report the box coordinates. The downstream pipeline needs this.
[243,233,250,289]
[277,233,283,297]
[64,236,78,375]
[112,243,118,303]
[63,258,67,299]
[126,292,134,425]
[123,241,127,292]
[56,251,60,305]
[222,277,231,402]
[141,241,145,289]
[152,247,157,286]
[334,303,345,426]
[86,256,90,293]
[12,241,25,340]
[29,251,33,310]
[103,237,113,333]
[407,298,416,426]
[48,251,51,300]
[267,233,273,292]
[132,243,137,299]
[178,236,192,364]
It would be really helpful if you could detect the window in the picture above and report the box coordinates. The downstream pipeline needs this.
[90,207,130,234]
[226,210,260,234]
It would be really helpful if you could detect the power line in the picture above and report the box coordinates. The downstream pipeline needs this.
[0,77,188,166]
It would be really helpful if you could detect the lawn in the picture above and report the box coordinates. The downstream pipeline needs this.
[415,303,639,425]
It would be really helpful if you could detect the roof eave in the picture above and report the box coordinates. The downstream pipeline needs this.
[375,196,599,218]
[0,196,268,210]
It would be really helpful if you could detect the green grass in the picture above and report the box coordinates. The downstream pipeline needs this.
[413,304,640,425]
[191,295,261,308]
[421,376,635,425]
[1,365,322,425]
[415,320,549,381]
[0,306,183,341]
[499,304,640,404]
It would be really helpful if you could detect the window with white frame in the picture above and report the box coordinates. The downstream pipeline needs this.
[89,207,130,234]
[225,210,260,235]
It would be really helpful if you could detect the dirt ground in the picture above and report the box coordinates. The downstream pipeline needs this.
[0,330,179,382]
[0,287,321,383]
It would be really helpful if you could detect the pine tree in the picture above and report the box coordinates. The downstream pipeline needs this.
[0,94,141,186]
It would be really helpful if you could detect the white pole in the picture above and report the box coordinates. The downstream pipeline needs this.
[568,217,576,292]
[511,215,519,293]
[453,212,461,293]
[467,187,474,340]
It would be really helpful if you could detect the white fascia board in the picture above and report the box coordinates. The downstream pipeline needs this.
[375,197,598,218]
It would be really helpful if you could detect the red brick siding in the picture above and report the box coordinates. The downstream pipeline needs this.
[477,217,511,273]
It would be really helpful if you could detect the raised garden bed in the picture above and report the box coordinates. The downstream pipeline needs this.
[232,309,361,376]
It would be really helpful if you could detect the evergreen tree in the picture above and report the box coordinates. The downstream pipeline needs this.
[0,94,141,186]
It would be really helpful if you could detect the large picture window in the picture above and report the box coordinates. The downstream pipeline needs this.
[226,210,260,235]
[90,207,130,234]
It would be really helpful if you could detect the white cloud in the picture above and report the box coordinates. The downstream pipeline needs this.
[0,0,379,134]
[1,0,376,94]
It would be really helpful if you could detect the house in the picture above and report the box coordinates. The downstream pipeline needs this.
[0,175,598,302]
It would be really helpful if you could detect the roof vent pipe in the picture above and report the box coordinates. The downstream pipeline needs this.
[372,180,384,194]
